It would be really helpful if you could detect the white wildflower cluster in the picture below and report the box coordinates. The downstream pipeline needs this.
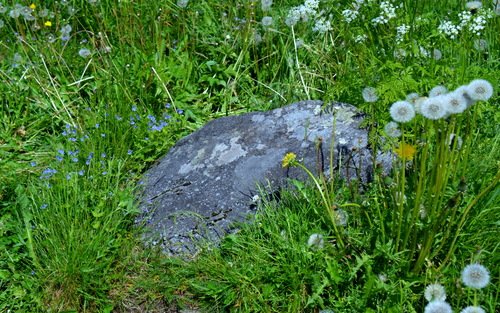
[438,20,461,39]
[439,6,493,38]
[313,17,332,33]
[354,34,368,43]
[468,13,489,35]
[342,9,359,23]
[395,24,410,43]
[371,1,397,25]
[458,10,473,27]
[285,0,320,27]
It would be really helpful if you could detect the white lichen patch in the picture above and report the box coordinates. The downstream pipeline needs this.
[214,137,247,166]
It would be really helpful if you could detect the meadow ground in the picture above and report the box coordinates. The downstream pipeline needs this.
[0,0,499,312]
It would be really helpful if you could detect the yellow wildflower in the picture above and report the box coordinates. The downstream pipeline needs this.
[394,143,417,160]
[30,3,36,9]
[282,152,297,168]
[44,21,52,27]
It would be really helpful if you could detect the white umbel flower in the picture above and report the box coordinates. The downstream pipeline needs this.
[390,101,415,123]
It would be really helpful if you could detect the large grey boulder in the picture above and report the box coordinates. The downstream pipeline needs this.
[137,100,390,256]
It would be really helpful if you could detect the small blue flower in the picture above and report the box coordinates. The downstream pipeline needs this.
[132,105,137,112]
[101,133,106,137]
[102,171,108,175]
[176,109,184,115]
[127,149,133,155]
[147,114,156,123]
[57,149,65,155]
[71,157,78,162]
[40,203,48,209]
[78,170,84,176]
[95,123,100,128]
[40,168,57,180]
[66,174,71,180]
[165,103,171,109]
[69,137,77,142]
[101,153,106,158]
[56,155,63,162]
[115,115,122,121]
[30,161,37,167]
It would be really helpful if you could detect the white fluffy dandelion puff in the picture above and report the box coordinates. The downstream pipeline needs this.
[384,122,401,138]
[424,301,452,313]
[460,306,485,313]
[307,233,324,250]
[406,92,420,104]
[466,79,493,101]
[362,87,379,102]
[424,284,447,302]
[443,91,468,114]
[390,101,415,123]
[462,263,490,289]
[334,209,348,226]
[420,96,447,120]
[429,85,448,97]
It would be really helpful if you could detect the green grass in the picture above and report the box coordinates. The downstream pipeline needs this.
[0,0,499,312]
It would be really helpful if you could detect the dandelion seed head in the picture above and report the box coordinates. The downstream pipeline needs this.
[424,284,447,302]
[429,85,448,97]
[307,233,324,250]
[465,1,483,10]
[460,306,485,313]
[421,96,447,120]
[466,79,493,101]
[389,101,415,123]
[473,38,488,51]
[177,0,189,8]
[334,209,348,226]
[261,16,273,27]
[462,263,490,289]
[406,92,420,104]
[424,301,452,313]
[78,48,91,58]
[443,91,468,114]
[362,86,378,102]
[433,49,442,60]
[261,0,273,11]
[384,122,401,138]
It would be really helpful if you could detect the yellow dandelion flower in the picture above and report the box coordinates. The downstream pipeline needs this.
[44,21,52,27]
[282,152,297,168]
[30,3,36,9]
[394,143,417,160]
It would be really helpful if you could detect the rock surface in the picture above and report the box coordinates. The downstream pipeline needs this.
[137,100,390,256]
